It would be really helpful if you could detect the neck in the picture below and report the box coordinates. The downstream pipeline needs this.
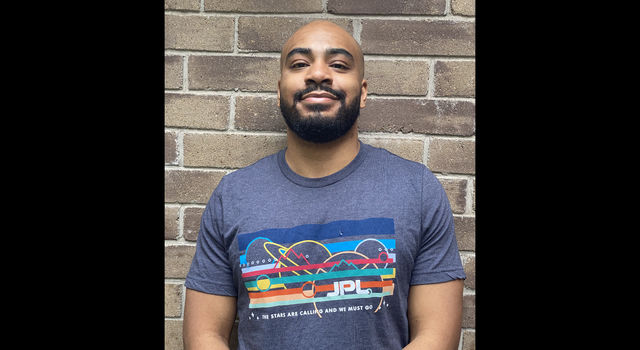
[284,124,360,178]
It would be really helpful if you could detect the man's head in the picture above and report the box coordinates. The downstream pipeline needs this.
[278,20,367,143]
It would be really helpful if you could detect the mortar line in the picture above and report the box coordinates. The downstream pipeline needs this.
[228,92,237,130]
[177,205,185,242]
[466,175,475,215]
[170,129,287,137]
[164,89,474,102]
[165,241,197,247]
[165,50,280,57]
[353,18,362,44]
[433,173,475,182]
[177,131,184,167]
[181,283,186,318]
[423,135,431,166]
[166,129,475,142]
[165,164,239,173]
[165,90,276,97]
[180,203,207,208]
[182,55,189,92]
[165,11,475,21]
[358,132,429,140]
[233,16,239,54]
[427,59,436,98]
[358,131,475,142]
[364,56,475,61]
[164,278,186,284]
[366,95,475,102]
[166,49,474,61]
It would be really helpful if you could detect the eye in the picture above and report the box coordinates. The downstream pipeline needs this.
[330,62,349,70]
[290,62,309,69]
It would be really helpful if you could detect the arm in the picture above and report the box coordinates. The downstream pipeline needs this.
[404,279,464,350]
[183,288,237,350]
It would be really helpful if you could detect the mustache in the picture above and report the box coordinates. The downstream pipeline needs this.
[293,83,346,102]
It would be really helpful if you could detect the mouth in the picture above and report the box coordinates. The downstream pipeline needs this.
[300,91,338,103]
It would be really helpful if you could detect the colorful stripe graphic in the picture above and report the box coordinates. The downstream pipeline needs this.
[238,218,396,314]
[248,292,392,309]
[244,268,395,289]
[241,256,393,278]
[237,217,394,251]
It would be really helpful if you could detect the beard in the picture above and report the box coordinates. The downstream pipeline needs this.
[279,83,361,144]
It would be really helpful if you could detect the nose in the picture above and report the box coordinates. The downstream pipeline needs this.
[305,61,332,86]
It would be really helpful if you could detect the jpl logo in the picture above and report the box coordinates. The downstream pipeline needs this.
[326,279,370,296]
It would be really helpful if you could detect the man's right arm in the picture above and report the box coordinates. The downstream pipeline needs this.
[183,288,237,350]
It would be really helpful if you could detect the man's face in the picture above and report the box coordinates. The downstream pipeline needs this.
[278,22,367,143]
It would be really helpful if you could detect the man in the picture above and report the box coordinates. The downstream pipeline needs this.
[183,20,465,350]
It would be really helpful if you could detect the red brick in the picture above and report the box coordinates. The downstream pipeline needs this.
[183,133,287,168]
[165,0,199,11]
[361,137,424,163]
[472,178,475,213]
[454,216,475,251]
[238,17,351,52]
[183,207,205,242]
[188,56,279,92]
[361,19,475,56]
[438,178,467,214]
[165,169,226,204]
[205,0,323,13]
[428,138,475,174]
[364,59,429,96]
[452,0,475,17]
[165,56,183,90]
[165,131,178,165]
[165,245,196,278]
[234,95,286,132]
[463,255,475,289]
[358,98,475,136]
[462,330,475,350]
[328,0,445,15]
[165,283,183,317]
[165,319,183,350]
[165,205,180,240]
[434,60,476,97]
[165,93,229,130]
[165,14,234,52]
[462,294,475,328]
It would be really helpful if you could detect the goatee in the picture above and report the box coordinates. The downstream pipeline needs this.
[280,83,361,144]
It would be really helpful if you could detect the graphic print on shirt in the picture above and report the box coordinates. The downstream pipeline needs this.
[237,218,396,318]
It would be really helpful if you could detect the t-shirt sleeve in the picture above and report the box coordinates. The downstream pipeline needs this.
[410,168,466,285]
[184,179,238,296]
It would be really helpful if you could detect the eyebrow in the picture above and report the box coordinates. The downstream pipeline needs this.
[285,47,354,61]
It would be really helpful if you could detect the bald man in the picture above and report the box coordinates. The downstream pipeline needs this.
[183,21,466,350]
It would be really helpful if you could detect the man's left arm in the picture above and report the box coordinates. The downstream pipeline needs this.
[404,279,464,350]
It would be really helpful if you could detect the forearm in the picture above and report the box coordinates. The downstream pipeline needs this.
[405,281,464,350]
[403,331,460,350]
[184,330,231,350]
[183,289,237,350]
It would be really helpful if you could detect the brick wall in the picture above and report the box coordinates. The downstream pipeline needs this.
[165,1,475,349]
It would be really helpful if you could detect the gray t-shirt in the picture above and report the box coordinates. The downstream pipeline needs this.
[185,141,465,350]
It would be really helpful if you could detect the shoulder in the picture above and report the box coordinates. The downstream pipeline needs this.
[363,142,445,198]
[364,142,434,180]
[213,151,282,197]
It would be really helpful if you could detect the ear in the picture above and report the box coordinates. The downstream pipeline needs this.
[360,79,368,108]
[277,80,281,107]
